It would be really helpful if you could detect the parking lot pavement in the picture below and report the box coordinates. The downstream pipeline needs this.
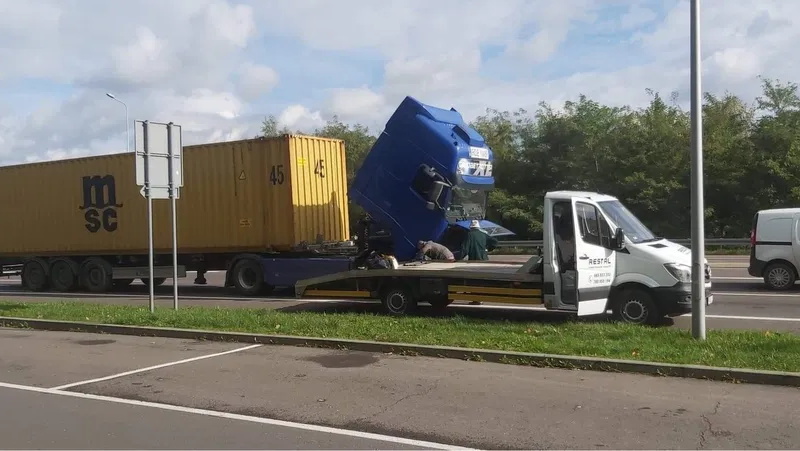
[0,385,427,450]
[2,328,798,450]
[0,328,247,388]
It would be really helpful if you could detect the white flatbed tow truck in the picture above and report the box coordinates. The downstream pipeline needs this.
[295,190,713,325]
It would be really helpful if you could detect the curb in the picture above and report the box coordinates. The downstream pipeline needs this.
[1,316,799,387]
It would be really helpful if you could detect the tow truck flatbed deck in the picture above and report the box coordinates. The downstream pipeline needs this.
[294,256,546,312]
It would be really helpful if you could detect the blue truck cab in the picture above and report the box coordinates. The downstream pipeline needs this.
[349,96,513,261]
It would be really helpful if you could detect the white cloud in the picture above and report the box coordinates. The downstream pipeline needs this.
[326,86,387,121]
[2,0,800,164]
[237,63,280,101]
[277,105,326,132]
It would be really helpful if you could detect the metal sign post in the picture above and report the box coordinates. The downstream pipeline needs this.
[143,121,155,313]
[134,120,184,313]
[167,122,179,310]
[690,0,706,340]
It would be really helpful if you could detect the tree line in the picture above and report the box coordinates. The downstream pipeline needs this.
[261,76,800,240]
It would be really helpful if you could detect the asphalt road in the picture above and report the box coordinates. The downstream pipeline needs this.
[1,328,798,449]
[3,255,800,333]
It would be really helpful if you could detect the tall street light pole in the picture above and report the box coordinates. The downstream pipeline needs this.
[106,93,130,152]
[690,0,707,340]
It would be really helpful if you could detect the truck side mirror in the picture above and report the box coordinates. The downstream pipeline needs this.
[613,228,626,250]
[426,180,447,210]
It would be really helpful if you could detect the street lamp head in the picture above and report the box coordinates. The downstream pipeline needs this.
[106,93,115,99]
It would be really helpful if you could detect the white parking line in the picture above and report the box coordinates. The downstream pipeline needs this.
[0,381,471,450]
[50,344,263,390]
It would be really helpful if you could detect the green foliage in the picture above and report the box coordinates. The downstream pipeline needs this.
[259,77,800,239]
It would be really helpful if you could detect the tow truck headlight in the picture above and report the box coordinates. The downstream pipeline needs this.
[664,263,691,283]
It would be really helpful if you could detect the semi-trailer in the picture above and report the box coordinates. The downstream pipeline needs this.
[0,134,354,295]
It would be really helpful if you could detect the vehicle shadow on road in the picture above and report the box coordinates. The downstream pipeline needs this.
[274,301,675,328]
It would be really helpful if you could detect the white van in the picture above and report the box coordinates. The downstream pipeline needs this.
[748,208,800,290]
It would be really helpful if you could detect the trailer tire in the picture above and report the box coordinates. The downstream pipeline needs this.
[232,259,264,296]
[22,259,49,292]
[612,287,660,326]
[49,258,78,292]
[141,277,166,287]
[80,258,113,293]
[381,286,417,316]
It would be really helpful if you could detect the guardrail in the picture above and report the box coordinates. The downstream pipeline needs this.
[497,238,750,248]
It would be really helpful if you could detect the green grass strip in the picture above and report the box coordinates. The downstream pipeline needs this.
[0,300,796,372]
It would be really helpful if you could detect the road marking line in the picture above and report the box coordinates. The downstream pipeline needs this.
[50,344,263,390]
[679,314,800,322]
[0,381,471,450]
[713,277,762,281]
[713,291,800,298]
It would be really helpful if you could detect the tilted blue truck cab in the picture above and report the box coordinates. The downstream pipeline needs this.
[349,96,513,262]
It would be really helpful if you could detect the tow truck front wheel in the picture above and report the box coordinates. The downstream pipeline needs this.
[612,288,660,326]
[381,286,417,316]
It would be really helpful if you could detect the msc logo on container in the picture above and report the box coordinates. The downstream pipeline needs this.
[78,175,123,233]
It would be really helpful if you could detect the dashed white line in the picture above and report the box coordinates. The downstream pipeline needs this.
[50,344,263,390]
[0,381,471,450]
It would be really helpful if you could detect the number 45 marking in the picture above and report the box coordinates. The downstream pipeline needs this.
[269,165,284,185]
[314,159,325,178]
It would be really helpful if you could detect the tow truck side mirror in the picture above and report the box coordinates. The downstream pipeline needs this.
[613,227,626,250]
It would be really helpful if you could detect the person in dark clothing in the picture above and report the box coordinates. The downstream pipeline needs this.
[415,240,456,262]
[460,220,498,305]
[460,220,498,261]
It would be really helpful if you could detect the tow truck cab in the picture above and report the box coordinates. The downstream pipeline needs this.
[349,96,513,262]
[543,191,713,322]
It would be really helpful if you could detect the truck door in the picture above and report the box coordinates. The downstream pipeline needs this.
[793,213,800,269]
[571,198,616,316]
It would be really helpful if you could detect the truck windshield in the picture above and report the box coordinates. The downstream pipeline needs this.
[446,186,487,220]
[597,200,659,244]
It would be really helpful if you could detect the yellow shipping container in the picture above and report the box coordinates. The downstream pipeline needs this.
[0,135,350,257]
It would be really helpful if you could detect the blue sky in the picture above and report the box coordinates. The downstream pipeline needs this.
[1,0,798,163]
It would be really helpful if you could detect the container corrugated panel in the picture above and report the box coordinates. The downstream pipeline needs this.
[288,136,350,244]
[0,135,350,257]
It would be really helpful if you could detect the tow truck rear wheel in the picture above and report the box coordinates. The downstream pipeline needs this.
[612,287,660,326]
[381,286,417,316]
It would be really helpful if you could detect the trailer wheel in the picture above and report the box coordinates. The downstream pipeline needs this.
[49,259,77,292]
[80,258,113,293]
[232,259,264,296]
[141,277,166,287]
[612,287,660,326]
[22,260,49,292]
[381,286,417,316]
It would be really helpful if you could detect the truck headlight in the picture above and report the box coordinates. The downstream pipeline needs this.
[664,263,691,283]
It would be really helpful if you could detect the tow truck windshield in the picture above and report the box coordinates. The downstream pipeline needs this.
[598,200,659,244]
